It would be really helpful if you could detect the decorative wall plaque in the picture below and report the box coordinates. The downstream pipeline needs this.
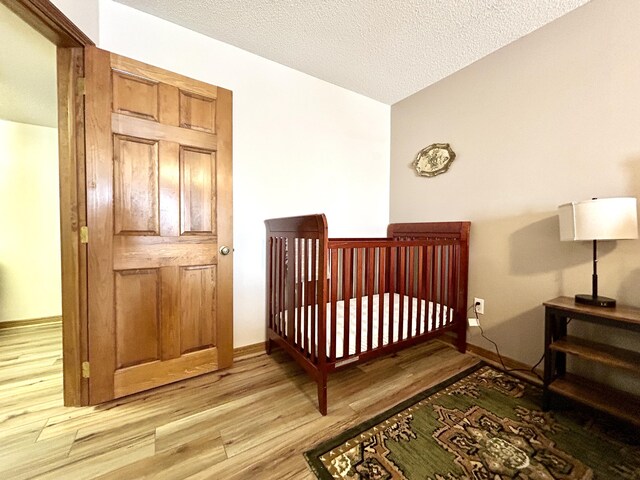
[413,143,456,177]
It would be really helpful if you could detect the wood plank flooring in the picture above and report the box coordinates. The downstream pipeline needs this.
[0,323,478,479]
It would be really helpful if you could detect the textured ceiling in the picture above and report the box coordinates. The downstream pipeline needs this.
[114,0,590,104]
[0,2,57,128]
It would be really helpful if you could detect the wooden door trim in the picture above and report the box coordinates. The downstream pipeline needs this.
[58,47,88,406]
[3,0,94,406]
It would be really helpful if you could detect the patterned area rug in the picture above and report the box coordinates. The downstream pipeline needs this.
[305,363,640,479]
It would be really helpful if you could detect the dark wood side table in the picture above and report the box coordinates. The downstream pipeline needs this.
[543,296,640,427]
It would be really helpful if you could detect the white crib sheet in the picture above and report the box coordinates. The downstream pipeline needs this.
[284,293,453,360]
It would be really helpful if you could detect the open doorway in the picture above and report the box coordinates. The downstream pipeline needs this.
[0,1,64,413]
[0,2,62,328]
[0,0,92,407]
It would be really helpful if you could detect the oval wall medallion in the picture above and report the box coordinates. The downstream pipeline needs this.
[413,143,456,177]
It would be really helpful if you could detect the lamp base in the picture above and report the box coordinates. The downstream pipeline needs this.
[575,294,616,308]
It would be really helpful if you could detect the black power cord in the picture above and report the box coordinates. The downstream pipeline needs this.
[468,303,544,382]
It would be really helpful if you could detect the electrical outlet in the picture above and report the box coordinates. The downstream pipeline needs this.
[468,317,479,327]
[474,297,485,315]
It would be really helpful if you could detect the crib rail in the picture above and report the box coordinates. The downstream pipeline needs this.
[326,238,462,364]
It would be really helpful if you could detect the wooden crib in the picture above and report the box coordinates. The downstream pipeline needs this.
[265,214,470,415]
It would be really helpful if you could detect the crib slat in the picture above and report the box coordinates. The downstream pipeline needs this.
[296,239,302,347]
[435,244,441,329]
[416,245,424,335]
[278,238,287,337]
[398,246,405,341]
[366,247,375,351]
[355,248,363,355]
[341,248,351,358]
[447,244,455,325]
[439,245,445,329]
[310,239,317,362]
[429,244,436,331]
[442,244,447,325]
[287,238,295,341]
[277,238,282,335]
[407,246,415,339]
[302,240,307,350]
[330,247,338,361]
[378,248,386,349]
[389,246,396,343]
[452,243,460,327]
[302,239,309,352]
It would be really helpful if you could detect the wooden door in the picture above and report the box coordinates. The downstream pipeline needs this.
[84,47,232,404]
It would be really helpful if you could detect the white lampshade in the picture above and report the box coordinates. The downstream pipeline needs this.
[558,197,638,241]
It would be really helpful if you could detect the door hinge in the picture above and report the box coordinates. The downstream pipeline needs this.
[80,226,89,244]
[82,361,90,378]
[77,77,86,96]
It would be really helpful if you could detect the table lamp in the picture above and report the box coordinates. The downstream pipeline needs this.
[558,197,638,307]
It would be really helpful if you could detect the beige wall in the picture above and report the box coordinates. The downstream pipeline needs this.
[0,119,62,322]
[390,0,640,389]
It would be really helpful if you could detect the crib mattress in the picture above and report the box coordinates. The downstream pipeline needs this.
[284,293,453,361]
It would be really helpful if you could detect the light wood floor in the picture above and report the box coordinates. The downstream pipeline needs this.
[0,323,478,479]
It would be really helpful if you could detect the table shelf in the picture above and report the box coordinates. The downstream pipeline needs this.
[549,335,640,374]
[543,296,640,427]
[549,374,640,427]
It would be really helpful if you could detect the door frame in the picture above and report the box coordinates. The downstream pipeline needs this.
[1,0,94,405]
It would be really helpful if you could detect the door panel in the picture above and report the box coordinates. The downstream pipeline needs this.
[180,147,215,235]
[113,135,159,235]
[112,71,159,120]
[85,47,232,404]
[180,265,216,354]
[115,268,160,368]
[179,91,215,133]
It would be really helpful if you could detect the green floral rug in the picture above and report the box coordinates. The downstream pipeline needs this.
[305,363,639,479]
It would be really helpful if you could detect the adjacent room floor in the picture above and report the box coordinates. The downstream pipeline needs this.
[0,323,477,479]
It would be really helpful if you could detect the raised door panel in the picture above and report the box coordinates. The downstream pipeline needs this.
[180,265,216,354]
[112,72,159,121]
[180,147,215,235]
[179,90,215,133]
[113,135,159,235]
[115,269,160,368]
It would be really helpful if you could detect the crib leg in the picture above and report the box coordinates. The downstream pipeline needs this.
[317,374,327,416]
[265,338,273,355]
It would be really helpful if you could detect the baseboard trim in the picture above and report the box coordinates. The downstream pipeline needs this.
[0,315,63,330]
[438,335,542,386]
[233,342,266,361]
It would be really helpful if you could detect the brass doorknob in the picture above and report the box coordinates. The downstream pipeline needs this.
[219,246,231,256]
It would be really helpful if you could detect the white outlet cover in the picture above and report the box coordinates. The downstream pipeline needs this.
[474,297,485,315]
